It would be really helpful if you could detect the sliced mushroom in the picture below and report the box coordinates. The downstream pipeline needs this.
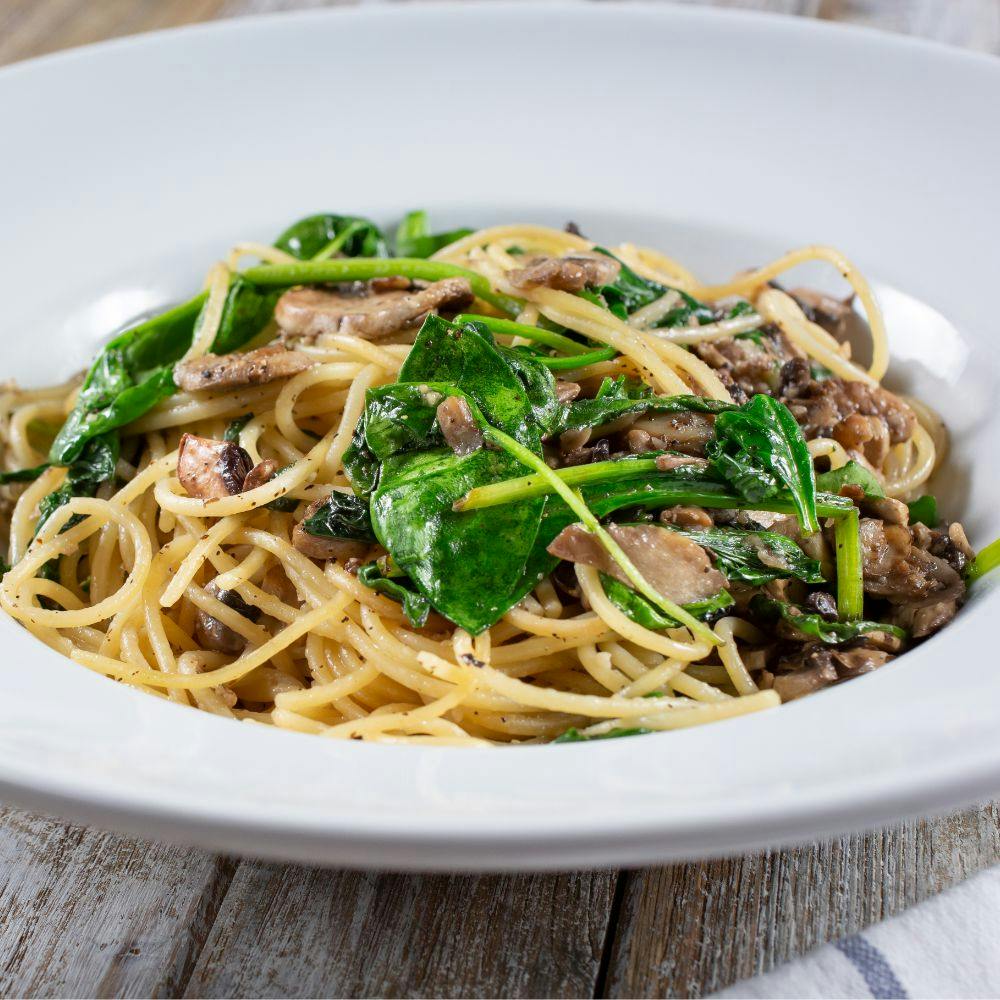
[174,345,315,393]
[659,505,713,529]
[243,458,279,492]
[275,277,473,342]
[195,582,262,654]
[772,643,894,702]
[626,412,715,456]
[654,453,709,472]
[547,523,726,604]
[177,434,253,501]
[436,396,483,457]
[291,496,372,562]
[507,254,620,292]
[772,660,839,702]
[554,380,581,404]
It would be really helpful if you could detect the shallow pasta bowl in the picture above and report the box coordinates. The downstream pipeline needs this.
[0,3,998,870]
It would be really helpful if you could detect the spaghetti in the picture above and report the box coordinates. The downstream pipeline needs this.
[0,214,992,746]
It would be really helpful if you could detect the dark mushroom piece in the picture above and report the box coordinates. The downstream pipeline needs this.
[242,458,280,493]
[174,345,315,393]
[177,434,253,501]
[291,497,372,562]
[507,254,620,292]
[436,396,483,457]
[275,277,473,342]
[547,523,726,605]
[195,582,262,654]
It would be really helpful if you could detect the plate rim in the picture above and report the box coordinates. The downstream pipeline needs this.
[1,0,998,870]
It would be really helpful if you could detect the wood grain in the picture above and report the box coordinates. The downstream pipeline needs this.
[602,803,1000,997]
[0,807,236,998]
[185,866,618,998]
[0,2,998,999]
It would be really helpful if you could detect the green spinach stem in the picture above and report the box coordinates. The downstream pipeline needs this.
[243,259,520,317]
[833,509,863,620]
[967,536,1000,583]
[476,425,721,646]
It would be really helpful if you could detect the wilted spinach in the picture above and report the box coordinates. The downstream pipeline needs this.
[357,561,432,628]
[301,491,376,542]
[367,317,557,633]
[590,248,714,326]
[707,394,819,534]
[907,495,938,527]
[274,213,388,260]
[815,460,885,499]
[661,524,825,586]
[601,574,733,630]
[50,275,277,465]
[554,375,735,436]
[0,463,49,486]
[36,433,120,534]
[394,210,472,259]
[223,413,254,443]
[553,726,653,743]
[749,596,905,644]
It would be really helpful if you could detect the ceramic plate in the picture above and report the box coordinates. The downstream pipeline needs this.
[0,3,998,870]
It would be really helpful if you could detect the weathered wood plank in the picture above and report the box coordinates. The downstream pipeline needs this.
[601,802,1000,998]
[0,807,237,999]
[185,866,618,999]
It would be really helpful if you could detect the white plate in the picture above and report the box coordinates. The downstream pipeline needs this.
[0,3,998,871]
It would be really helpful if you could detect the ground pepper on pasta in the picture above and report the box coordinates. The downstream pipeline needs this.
[0,212,996,745]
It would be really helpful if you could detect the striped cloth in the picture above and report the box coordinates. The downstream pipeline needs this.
[714,865,1000,998]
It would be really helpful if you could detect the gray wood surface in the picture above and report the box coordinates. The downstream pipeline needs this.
[1,1,998,997]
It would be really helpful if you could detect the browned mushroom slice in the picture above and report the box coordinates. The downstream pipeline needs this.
[195,582,262,654]
[436,396,483,457]
[507,255,620,292]
[177,434,253,500]
[627,412,716,457]
[174,345,315,393]
[275,277,473,342]
[554,380,581,404]
[547,523,725,605]
[291,497,372,562]
[243,458,279,493]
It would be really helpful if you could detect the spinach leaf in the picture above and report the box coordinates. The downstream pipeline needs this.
[816,460,885,499]
[342,419,381,498]
[224,414,253,443]
[50,295,205,464]
[399,316,544,449]
[707,394,819,534]
[208,277,281,355]
[555,375,736,435]
[357,561,432,628]
[907,495,938,527]
[553,726,653,743]
[394,210,472,259]
[0,463,49,485]
[600,574,733,630]
[660,524,825,585]
[37,433,119,534]
[301,491,376,543]
[50,279,277,465]
[591,248,714,325]
[498,346,565,438]
[362,383,449,460]
[274,213,388,260]
[370,447,545,634]
[749,595,906,643]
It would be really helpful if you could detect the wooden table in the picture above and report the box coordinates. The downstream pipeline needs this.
[1,1,998,996]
